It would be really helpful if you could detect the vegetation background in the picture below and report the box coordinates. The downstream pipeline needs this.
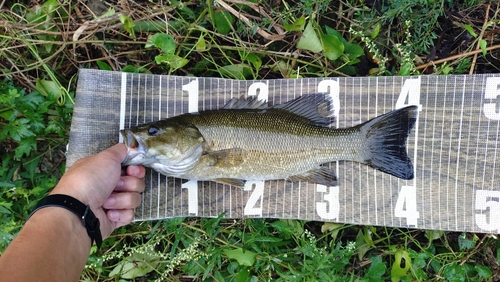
[1,0,500,281]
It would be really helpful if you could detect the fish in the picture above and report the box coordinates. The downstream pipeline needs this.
[120,94,418,187]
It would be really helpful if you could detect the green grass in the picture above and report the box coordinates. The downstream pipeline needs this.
[1,0,500,281]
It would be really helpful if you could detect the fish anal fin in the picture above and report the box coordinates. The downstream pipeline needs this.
[289,167,338,186]
[214,178,246,187]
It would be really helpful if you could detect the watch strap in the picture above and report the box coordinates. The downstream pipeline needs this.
[29,194,102,249]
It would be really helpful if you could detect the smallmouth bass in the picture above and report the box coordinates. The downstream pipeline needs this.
[121,94,418,187]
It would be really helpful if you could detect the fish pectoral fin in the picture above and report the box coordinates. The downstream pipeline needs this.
[288,167,338,186]
[207,148,244,168]
[214,178,246,187]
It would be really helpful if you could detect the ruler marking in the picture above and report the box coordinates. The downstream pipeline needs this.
[119,72,127,141]
[455,77,466,228]
[381,76,386,226]
[358,77,363,223]
[464,75,475,229]
[445,76,454,229]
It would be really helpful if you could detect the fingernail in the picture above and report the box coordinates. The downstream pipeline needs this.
[108,210,120,221]
[116,179,124,188]
[105,196,116,206]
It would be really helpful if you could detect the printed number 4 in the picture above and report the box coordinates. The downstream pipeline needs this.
[394,186,419,226]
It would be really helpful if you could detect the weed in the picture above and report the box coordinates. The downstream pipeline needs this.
[0,78,72,251]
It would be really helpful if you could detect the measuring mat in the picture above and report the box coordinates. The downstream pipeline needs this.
[68,69,500,233]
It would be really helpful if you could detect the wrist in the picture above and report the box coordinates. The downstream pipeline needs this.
[29,194,103,249]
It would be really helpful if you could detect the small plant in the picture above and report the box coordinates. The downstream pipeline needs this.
[0,78,72,251]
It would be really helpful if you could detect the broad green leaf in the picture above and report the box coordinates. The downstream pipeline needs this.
[364,256,386,280]
[297,21,322,53]
[150,33,176,55]
[108,253,158,279]
[97,7,115,19]
[0,182,15,188]
[195,35,209,52]
[480,39,487,57]
[363,227,376,247]
[213,10,234,35]
[463,24,478,38]
[391,249,411,282]
[425,229,444,243]
[0,205,11,214]
[96,60,112,70]
[42,0,60,14]
[321,34,344,61]
[119,14,136,38]
[458,233,477,251]
[398,62,413,76]
[15,137,36,159]
[35,79,62,99]
[236,266,250,282]
[223,248,257,266]
[155,53,189,70]
[282,15,306,32]
[245,53,262,72]
[344,43,364,62]
[321,222,343,233]
[371,23,381,39]
[443,262,466,282]
[219,64,252,80]
[355,229,372,260]
[324,26,347,44]
[475,265,492,278]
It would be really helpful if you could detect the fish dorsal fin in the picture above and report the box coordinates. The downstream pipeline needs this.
[271,94,335,126]
[223,95,268,110]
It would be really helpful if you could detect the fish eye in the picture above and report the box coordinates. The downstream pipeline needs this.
[148,126,160,136]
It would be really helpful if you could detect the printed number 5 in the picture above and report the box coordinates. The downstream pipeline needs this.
[475,190,500,232]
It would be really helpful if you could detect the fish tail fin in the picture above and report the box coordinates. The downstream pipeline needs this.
[359,106,418,180]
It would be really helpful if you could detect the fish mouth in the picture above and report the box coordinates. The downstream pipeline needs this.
[120,129,145,165]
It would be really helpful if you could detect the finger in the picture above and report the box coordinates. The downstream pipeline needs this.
[99,143,128,164]
[102,192,142,210]
[107,209,135,227]
[125,165,146,178]
[115,176,145,193]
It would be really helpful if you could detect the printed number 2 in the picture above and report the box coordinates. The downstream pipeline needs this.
[394,186,419,226]
[244,181,264,216]
[475,190,500,232]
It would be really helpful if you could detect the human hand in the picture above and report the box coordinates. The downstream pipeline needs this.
[51,144,145,239]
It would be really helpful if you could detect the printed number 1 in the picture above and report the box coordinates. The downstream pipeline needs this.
[183,79,199,113]
[181,180,199,215]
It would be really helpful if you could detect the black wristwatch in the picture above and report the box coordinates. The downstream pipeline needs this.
[29,194,102,249]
